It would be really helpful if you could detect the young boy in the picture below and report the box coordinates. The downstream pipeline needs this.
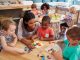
[51,26,80,60]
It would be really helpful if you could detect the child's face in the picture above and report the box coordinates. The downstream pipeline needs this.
[42,6,48,14]
[25,18,36,30]
[43,6,47,11]
[7,24,16,34]
[67,35,78,45]
[60,26,66,32]
[42,21,50,29]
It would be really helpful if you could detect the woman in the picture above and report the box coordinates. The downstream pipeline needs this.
[17,11,40,49]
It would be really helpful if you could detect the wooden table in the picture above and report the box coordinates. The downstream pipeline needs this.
[0,40,62,60]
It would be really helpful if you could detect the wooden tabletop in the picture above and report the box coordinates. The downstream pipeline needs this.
[0,40,62,60]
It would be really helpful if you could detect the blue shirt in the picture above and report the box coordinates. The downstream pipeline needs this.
[63,39,80,60]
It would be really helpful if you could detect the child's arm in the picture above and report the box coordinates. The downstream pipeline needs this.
[0,36,25,54]
[40,36,54,41]
[50,40,64,44]
[51,51,64,60]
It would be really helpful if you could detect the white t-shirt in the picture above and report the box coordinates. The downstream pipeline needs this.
[17,18,40,40]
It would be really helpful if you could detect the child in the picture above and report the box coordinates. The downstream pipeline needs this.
[17,11,40,49]
[59,22,69,40]
[31,4,38,16]
[63,7,77,26]
[51,26,80,60]
[0,19,25,54]
[41,3,50,16]
[37,16,54,41]
[31,3,42,22]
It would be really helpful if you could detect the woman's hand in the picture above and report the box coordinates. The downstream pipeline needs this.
[27,44,35,49]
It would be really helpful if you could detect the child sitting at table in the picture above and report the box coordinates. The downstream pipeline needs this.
[0,19,26,54]
[51,26,80,60]
[59,22,69,40]
[63,7,77,26]
[41,3,50,16]
[37,16,54,41]
[31,4,38,16]
[31,4,42,23]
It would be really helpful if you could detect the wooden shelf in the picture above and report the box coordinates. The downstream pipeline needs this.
[0,4,30,10]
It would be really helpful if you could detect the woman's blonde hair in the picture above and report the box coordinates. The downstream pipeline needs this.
[1,18,16,31]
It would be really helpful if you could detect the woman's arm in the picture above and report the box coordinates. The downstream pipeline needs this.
[31,34,38,40]
[20,38,35,49]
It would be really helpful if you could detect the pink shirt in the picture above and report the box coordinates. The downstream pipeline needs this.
[37,27,54,38]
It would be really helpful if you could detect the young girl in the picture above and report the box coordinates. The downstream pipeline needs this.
[17,11,40,49]
[37,16,54,41]
[51,26,80,60]
[0,19,25,54]
[41,3,50,16]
